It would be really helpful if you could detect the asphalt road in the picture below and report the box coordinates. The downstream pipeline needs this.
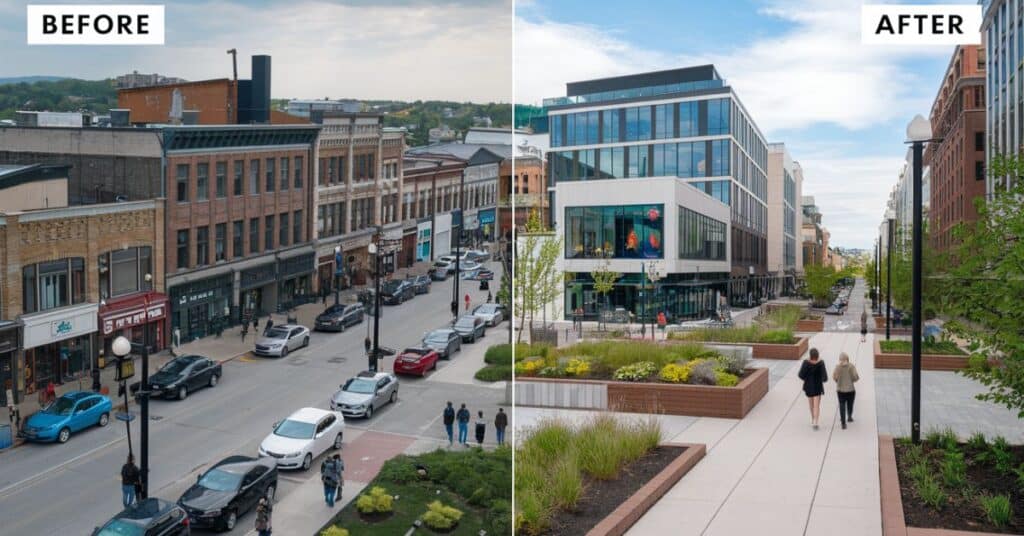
[0,263,507,536]
[823,278,869,332]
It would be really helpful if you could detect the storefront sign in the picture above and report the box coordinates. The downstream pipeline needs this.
[179,290,213,305]
[101,303,166,336]
[479,209,496,225]
[51,320,73,337]
[23,303,99,349]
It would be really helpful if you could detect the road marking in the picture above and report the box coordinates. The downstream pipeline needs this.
[0,435,124,498]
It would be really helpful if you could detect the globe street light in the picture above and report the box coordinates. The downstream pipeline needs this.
[111,335,134,465]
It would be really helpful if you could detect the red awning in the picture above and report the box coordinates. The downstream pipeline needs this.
[98,291,169,336]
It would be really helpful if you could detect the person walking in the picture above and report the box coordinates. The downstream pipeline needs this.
[860,308,868,342]
[833,352,860,429]
[456,403,470,446]
[333,453,345,499]
[263,317,274,336]
[464,293,471,312]
[254,496,272,536]
[798,347,828,429]
[252,316,259,333]
[121,455,140,508]
[474,410,487,446]
[494,408,507,446]
[364,336,372,356]
[442,402,456,446]
[320,454,341,507]
[241,322,249,343]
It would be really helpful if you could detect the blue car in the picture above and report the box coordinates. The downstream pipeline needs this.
[22,391,113,444]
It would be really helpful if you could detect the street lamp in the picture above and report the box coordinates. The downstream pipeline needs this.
[111,336,133,460]
[905,113,938,444]
[886,211,894,341]
[368,227,383,372]
[334,245,343,306]
[646,260,662,340]
[113,329,151,499]
[452,169,466,320]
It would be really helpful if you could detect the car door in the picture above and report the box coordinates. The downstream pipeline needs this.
[70,398,92,431]
[287,328,301,350]
[188,360,208,390]
[237,469,260,514]
[375,377,390,407]
[315,415,335,456]
[182,362,199,390]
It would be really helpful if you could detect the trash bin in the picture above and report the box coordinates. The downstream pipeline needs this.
[0,424,12,449]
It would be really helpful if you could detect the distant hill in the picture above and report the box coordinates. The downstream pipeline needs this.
[0,76,68,85]
[369,100,512,146]
[0,78,116,120]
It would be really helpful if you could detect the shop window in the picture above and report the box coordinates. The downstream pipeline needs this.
[98,246,153,299]
[22,258,86,314]
[295,156,304,189]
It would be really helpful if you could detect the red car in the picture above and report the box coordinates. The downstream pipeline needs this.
[393,347,439,376]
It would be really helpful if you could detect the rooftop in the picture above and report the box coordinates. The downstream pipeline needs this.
[0,164,70,189]
[545,65,727,107]
[407,142,513,161]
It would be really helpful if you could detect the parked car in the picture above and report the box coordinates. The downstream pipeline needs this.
[452,314,487,343]
[330,371,399,418]
[258,407,345,471]
[455,260,482,272]
[394,347,440,376]
[380,279,415,305]
[254,324,310,357]
[422,328,462,359]
[409,274,432,295]
[93,497,190,536]
[429,263,451,281]
[131,355,221,401]
[21,391,112,444]
[178,456,277,532]
[314,303,364,332]
[464,268,495,281]
[472,303,505,326]
[464,249,490,263]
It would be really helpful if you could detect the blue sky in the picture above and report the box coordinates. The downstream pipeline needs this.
[516,0,968,250]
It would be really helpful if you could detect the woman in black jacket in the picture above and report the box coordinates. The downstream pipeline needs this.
[798,347,828,429]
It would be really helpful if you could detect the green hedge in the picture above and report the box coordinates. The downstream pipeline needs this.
[671,326,797,345]
[879,340,966,355]
[475,365,512,382]
[514,343,551,362]
[484,344,513,365]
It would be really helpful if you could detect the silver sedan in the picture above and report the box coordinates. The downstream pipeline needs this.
[254,324,310,357]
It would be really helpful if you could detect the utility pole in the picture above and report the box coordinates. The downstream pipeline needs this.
[452,170,466,319]
[370,226,383,372]
[886,217,893,341]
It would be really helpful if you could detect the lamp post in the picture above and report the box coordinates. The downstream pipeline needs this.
[886,214,894,341]
[368,226,383,372]
[647,260,662,340]
[452,169,466,319]
[111,336,134,460]
[334,245,342,306]
[906,114,936,445]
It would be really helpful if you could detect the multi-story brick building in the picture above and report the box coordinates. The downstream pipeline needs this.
[401,156,470,263]
[0,200,165,407]
[925,44,987,253]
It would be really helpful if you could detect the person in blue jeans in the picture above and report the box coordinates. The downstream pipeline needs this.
[442,402,455,446]
[494,408,508,446]
[320,455,342,507]
[120,455,140,508]
[456,403,470,446]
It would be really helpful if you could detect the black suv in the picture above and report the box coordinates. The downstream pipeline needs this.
[381,279,415,305]
[93,498,190,536]
[178,456,278,532]
[314,303,365,332]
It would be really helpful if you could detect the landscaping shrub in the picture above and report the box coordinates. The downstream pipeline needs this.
[538,366,561,377]
[716,353,750,376]
[421,501,463,530]
[940,450,968,491]
[671,326,797,345]
[515,357,546,376]
[515,343,551,362]
[966,432,988,451]
[486,500,512,536]
[979,494,1012,527]
[879,340,966,355]
[687,360,718,386]
[967,353,990,372]
[484,344,514,365]
[377,455,420,484]
[563,358,590,377]
[758,305,802,330]
[659,363,689,383]
[320,527,350,536]
[917,475,947,509]
[475,365,512,382]
[356,486,394,514]
[715,371,740,387]
[989,436,1015,476]
[613,361,657,381]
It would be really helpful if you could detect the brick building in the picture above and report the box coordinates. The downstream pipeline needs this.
[401,156,469,263]
[0,200,165,407]
[925,44,987,253]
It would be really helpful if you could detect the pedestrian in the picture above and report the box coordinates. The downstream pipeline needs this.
[320,454,341,507]
[364,336,372,355]
[252,316,259,333]
[833,352,859,429]
[464,293,471,312]
[798,347,828,429]
[241,322,248,342]
[442,401,456,446]
[91,365,102,392]
[860,307,868,342]
[264,317,274,336]
[456,403,470,446]
[474,410,486,446]
[121,455,140,508]
[173,327,181,349]
[574,306,584,332]
[322,290,328,306]
[494,407,507,446]
[487,291,493,303]
[255,496,272,536]
[657,311,667,335]
[333,453,345,499]
[45,381,56,405]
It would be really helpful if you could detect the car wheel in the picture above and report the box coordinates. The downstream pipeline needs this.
[280,346,288,358]
[209,374,219,388]
[224,509,237,531]
[339,322,346,333]
[177,385,188,400]
[57,427,70,444]
[365,405,374,419]
[265,484,276,503]
[303,336,310,348]
[98,412,110,427]
[333,433,343,450]
[389,390,398,404]
[470,333,477,343]
[302,453,313,471]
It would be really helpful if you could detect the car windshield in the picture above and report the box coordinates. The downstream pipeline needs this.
[95,519,146,536]
[344,378,377,394]
[455,317,476,328]
[425,332,449,343]
[403,348,428,356]
[159,358,191,375]
[43,396,76,415]
[322,305,343,315]
[476,304,498,314]
[198,468,244,492]
[265,327,290,339]
[274,419,315,439]
[382,281,402,293]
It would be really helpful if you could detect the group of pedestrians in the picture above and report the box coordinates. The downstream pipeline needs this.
[798,347,860,430]
[442,402,508,447]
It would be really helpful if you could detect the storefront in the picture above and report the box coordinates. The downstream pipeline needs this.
[21,303,98,395]
[401,229,417,268]
[98,291,168,365]
[0,322,19,406]
[278,252,315,310]
[478,208,496,243]
[416,220,432,261]
[170,274,233,343]
[240,263,277,318]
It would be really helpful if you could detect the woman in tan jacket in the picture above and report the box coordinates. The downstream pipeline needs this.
[833,352,859,429]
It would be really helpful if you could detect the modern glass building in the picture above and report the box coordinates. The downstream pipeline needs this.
[546,65,769,321]
[983,0,1021,197]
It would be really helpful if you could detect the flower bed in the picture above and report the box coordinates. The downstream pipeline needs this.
[873,339,970,371]
[795,318,824,332]
[880,432,1024,535]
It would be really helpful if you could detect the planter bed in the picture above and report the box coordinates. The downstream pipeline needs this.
[515,367,769,419]
[542,443,705,536]
[879,434,1024,535]
[795,318,824,332]
[873,340,969,371]
[687,336,809,360]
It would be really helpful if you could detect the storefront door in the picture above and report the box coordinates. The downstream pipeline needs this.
[188,304,210,340]
[0,352,13,406]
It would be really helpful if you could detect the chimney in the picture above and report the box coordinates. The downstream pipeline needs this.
[110,109,130,127]
[250,55,271,124]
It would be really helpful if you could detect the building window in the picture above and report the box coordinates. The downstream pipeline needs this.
[280,157,290,191]
[249,218,259,253]
[279,212,290,247]
[678,206,726,260]
[197,163,209,201]
[265,215,275,251]
[266,158,276,192]
[196,226,209,266]
[564,204,664,259]
[975,132,985,151]
[177,230,190,269]
[295,156,303,189]
[22,258,86,314]
[215,223,226,262]
[215,162,227,198]
[976,160,985,180]
[176,164,189,202]
[233,220,243,258]
[233,160,244,196]
[98,247,152,299]
[293,210,303,243]
[249,159,260,195]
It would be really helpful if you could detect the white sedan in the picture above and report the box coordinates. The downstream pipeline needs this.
[472,303,505,326]
[258,407,344,471]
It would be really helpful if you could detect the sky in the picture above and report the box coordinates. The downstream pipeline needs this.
[0,0,512,103]
[515,0,971,250]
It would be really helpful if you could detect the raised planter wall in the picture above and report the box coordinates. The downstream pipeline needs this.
[696,336,809,360]
[795,318,824,332]
[587,443,707,536]
[515,368,769,419]
[873,340,968,371]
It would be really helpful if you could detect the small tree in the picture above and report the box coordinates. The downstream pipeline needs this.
[591,261,621,331]
[514,210,563,342]
[804,264,839,306]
